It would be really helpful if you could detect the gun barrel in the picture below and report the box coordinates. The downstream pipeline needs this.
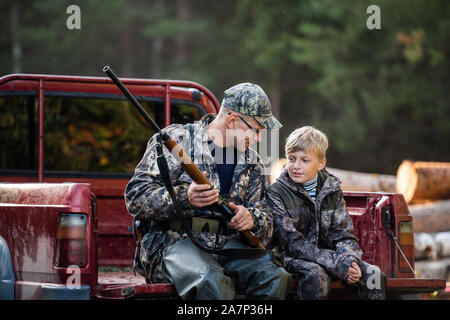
[103,66,161,133]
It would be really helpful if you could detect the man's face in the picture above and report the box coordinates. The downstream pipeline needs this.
[226,113,264,151]
[286,149,326,184]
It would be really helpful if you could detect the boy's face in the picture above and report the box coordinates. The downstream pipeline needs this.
[286,149,326,184]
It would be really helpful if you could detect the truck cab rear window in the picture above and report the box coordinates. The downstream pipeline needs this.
[44,95,204,174]
[0,95,37,172]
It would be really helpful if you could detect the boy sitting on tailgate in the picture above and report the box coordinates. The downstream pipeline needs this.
[267,126,386,299]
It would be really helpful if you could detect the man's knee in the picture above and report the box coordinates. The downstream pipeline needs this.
[250,263,292,300]
[163,239,235,300]
[194,273,236,300]
[221,250,292,299]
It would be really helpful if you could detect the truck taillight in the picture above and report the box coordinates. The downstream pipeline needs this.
[398,221,415,273]
[55,213,87,268]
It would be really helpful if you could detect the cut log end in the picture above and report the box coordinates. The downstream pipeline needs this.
[396,160,418,203]
[396,160,450,203]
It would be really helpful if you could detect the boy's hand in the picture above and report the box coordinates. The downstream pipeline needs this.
[346,262,362,284]
[228,202,255,231]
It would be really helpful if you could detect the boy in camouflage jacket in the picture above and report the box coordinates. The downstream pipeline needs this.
[267,126,386,299]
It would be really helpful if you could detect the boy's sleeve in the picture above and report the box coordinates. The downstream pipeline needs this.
[242,162,273,247]
[267,189,353,280]
[327,190,363,271]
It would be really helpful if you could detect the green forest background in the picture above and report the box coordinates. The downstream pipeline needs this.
[1,0,449,175]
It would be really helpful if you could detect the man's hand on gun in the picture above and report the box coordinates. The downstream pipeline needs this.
[188,171,219,207]
[187,171,254,232]
[228,202,254,231]
[188,182,219,208]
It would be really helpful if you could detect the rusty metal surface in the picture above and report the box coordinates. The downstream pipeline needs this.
[0,183,97,299]
[0,182,91,206]
[386,278,447,293]
[97,270,177,299]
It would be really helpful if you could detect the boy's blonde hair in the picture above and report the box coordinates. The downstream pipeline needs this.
[285,126,328,160]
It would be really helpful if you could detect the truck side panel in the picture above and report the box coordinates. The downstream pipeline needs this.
[345,192,415,279]
[0,236,15,299]
[41,177,133,266]
[0,183,97,299]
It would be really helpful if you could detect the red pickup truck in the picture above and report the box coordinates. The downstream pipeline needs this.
[0,73,446,300]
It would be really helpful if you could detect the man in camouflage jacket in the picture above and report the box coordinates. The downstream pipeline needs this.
[267,167,386,299]
[125,83,291,300]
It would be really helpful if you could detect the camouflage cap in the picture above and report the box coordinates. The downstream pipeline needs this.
[221,83,282,130]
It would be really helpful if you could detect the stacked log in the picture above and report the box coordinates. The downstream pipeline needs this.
[415,232,450,261]
[395,161,450,286]
[414,232,450,283]
[408,200,450,233]
[396,160,450,204]
[326,167,396,192]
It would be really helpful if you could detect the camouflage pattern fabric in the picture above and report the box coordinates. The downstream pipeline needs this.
[286,259,386,300]
[125,114,273,283]
[222,83,282,130]
[267,168,386,299]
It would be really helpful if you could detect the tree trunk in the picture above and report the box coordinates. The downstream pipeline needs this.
[409,200,450,233]
[149,0,165,77]
[270,73,281,120]
[10,1,22,73]
[174,0,190,66]
[120,25,132,77]
[396,160,450,203]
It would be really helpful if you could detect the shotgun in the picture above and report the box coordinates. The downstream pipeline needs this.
[103,66,264,249]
